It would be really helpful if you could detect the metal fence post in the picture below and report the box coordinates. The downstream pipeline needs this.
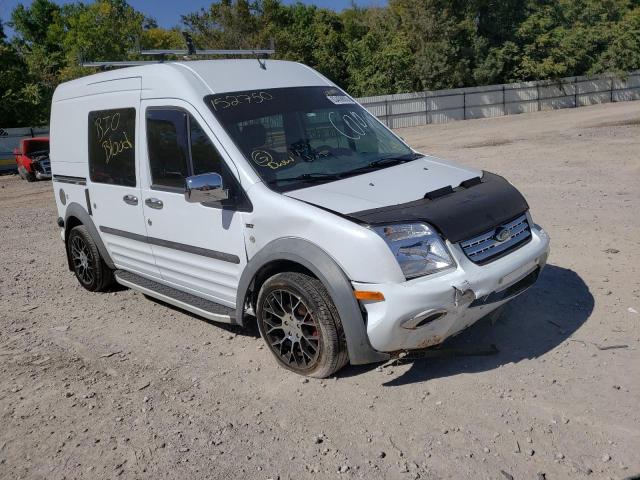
[463,91,466,120]
[502,84,506,116]
[385,99,390,128]
[610,76,614,103]
[424,94,429,126]
[536,83,541,111]
[574,77,578,108]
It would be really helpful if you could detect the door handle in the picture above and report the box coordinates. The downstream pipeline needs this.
[123,194,138,206]
[145,197,163,210]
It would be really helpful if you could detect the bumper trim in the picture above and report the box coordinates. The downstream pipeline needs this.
[469,267,540,308]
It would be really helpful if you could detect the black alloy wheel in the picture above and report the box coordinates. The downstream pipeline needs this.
[256,272,348,378]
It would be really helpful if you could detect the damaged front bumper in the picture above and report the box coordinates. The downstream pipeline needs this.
[353,225,550,353]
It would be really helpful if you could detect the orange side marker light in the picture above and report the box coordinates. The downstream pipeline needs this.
[353,290,385,301]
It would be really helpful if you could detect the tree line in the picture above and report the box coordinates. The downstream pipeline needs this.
[1,0,639,127]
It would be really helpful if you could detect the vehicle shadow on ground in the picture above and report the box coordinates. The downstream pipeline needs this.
[341,264,594,386]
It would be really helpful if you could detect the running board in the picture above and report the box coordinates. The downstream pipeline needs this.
[114,270,236,323]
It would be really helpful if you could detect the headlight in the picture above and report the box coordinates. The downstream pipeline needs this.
[372,223,454,279]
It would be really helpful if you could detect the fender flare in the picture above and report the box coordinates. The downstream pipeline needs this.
[64,202,116,270]
[235,238,389,365]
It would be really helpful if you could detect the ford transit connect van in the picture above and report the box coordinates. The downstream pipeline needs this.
[50,60,550,377]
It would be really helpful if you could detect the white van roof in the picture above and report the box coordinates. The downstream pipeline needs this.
[52,59,332,102]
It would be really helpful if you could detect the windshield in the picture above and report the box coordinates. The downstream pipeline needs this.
[205,86,418,192]
[25,140,49,156]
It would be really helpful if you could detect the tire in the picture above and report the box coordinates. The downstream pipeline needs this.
[256,272,349,378]
[67,225,114,292]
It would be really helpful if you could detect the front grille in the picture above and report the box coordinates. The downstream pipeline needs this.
[36,159,51,175]
[460,213,531,264]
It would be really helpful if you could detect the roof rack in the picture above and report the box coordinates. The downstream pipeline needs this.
[81,33,275,70]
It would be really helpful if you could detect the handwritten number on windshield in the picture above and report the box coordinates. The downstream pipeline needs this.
[211,91,273,111]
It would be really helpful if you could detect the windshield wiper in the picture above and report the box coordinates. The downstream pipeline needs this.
[267,173,342,185]
[267,153,423,186]
[342,152,424,176]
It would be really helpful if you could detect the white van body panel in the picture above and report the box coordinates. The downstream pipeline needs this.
[285,155,482,213]
[51,78,161,279]
[173,60,333,93]
[243,182,406,284]
[81,87,160,279]
[138,98,247,307]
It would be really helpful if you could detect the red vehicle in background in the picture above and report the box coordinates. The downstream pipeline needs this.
[14,137,51,182]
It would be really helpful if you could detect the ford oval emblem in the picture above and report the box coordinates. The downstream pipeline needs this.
[494,227,511,242]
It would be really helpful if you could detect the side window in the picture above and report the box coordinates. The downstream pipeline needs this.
[146,108,235,192]
[146,109,190,189]
[88,108,136,186]
[190,119,224,175]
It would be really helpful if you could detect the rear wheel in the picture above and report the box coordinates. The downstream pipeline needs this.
[256,272,348,378]
[67,225,113,292]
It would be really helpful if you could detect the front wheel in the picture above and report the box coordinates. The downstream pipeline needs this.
[256,272,348,378]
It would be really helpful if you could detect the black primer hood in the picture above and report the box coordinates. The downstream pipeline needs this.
[346,171,529,243]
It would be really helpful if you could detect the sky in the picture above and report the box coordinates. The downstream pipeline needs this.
[1,0,387,32]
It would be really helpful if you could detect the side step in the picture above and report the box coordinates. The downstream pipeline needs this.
[114,270,236,323]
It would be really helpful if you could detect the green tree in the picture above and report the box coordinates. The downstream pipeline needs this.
[140,27,186,50]
[593,6,640,73]
[182,0,258,49]
[3,0,640,127]
[344,8,415,96]
[0,21,47,126]
[58,0,145,80]
[388,0,479,90]
[10,0,61,50]
[513,0,637,80]
[3,0,63,127]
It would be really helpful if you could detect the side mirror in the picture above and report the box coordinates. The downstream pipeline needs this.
[13,148,21,155]
[185,172,229,203]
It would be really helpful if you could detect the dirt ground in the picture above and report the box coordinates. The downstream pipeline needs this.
[1,101,639,480]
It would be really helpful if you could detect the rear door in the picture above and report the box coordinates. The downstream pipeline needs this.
[138,99,248,308]
[86,91,160,279]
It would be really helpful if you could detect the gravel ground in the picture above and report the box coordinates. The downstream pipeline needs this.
[1,101,639,480]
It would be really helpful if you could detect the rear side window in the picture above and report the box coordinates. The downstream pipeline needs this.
[146,108,226,189]
[88,108,136,187]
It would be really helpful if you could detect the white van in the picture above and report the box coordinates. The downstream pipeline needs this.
[50,59,550,377]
